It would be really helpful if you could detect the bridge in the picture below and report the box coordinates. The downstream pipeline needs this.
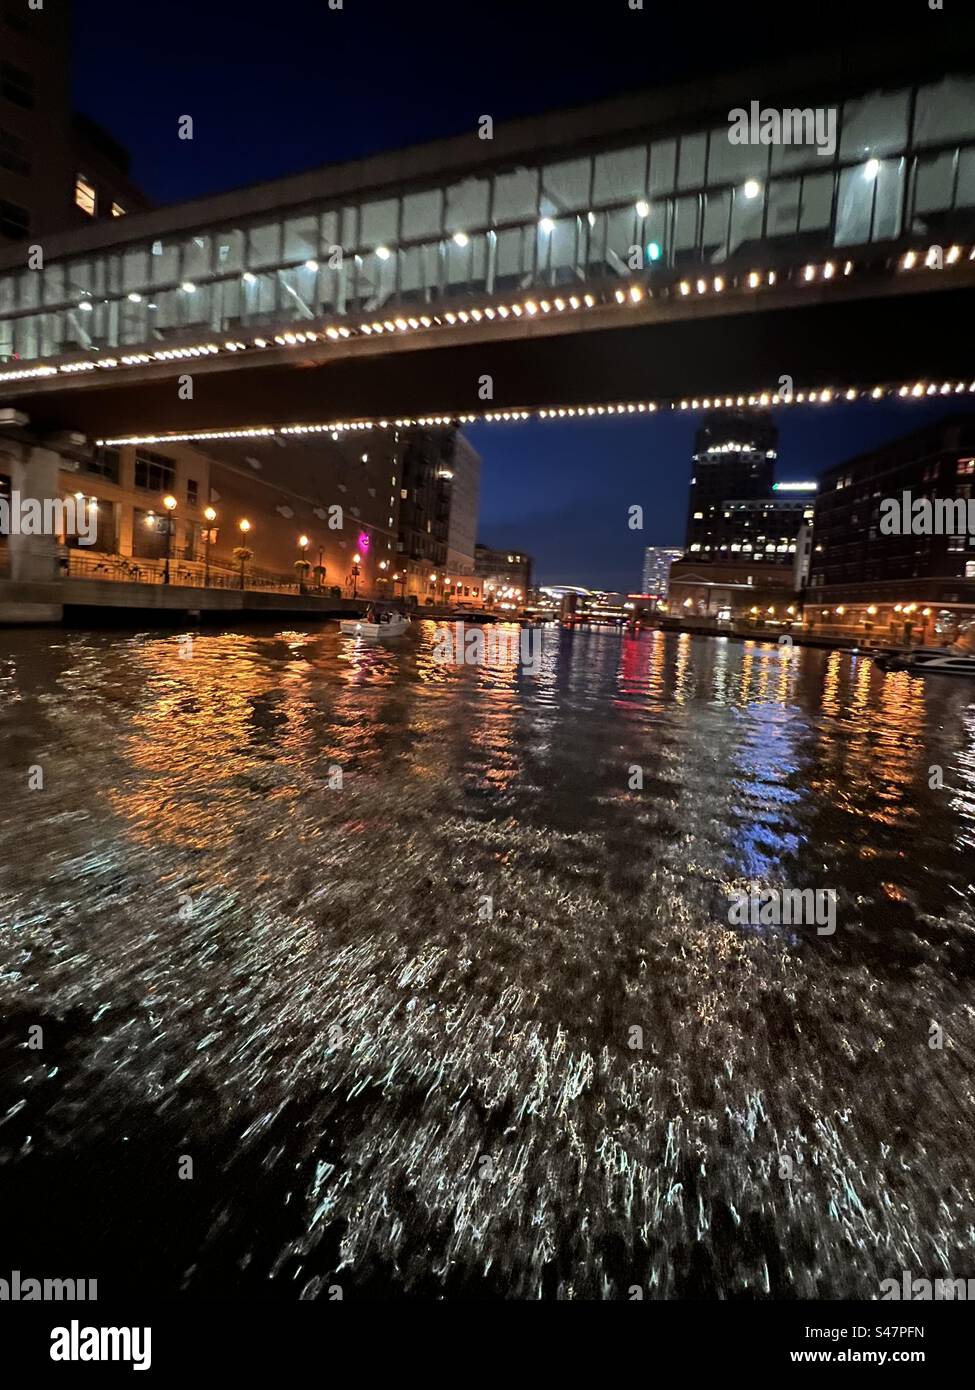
[0,38,973,439]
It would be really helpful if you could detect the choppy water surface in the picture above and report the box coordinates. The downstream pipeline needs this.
[1,622,975,1300]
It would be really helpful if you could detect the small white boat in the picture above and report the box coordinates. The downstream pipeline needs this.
[885,649,975,676]
[340,613,411,638]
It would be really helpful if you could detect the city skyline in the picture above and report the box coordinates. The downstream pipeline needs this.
[470,397,961,592]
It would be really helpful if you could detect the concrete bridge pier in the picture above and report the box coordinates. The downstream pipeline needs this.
[0,439,64,623]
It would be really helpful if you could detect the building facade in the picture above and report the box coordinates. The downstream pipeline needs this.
[806,415,975,644]
[1,2,146,246]
[0,427,401,596]
[396,426,484,605]
[475,544,532,606]
[685,410,778,555]
[641,545,683,598]
[445,433,482,579]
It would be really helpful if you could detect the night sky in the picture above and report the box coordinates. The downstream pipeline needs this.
[72,0,963,592]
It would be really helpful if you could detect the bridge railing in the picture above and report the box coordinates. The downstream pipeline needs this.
[61,546,338,595]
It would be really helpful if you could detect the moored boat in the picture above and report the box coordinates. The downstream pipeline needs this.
[339,613,411,638]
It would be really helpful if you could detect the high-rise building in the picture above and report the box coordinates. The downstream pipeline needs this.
[685,409,778,555]
[641,546,683,597]
[445,435,482,579]
[1,2,146,244]
[397,426,483,604]
[688,491,816,565]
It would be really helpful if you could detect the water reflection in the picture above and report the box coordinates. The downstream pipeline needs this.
[1,624,974,1299]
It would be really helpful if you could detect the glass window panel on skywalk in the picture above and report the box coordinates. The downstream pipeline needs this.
[240,273,276,323]
[176,281,211,327]
[648,139,677,196]
[320,209,339,257]
[677,132,706,189]
[401,189,442,241]
[283,213,319,264]
[728,185,763,256]
[592,146,646,207]
[214,229,244,274]
[398,241,439,301]
[43,262,65,305]
[913,151,958,220]
[539,158,590,219]
[709,126,769,186]
[150,238,180,287]
[40,312,61,358]
[538,216,578,284]
[248,222,281,269]
[360,197,399,251]
[769,132,831,175]
[340,205,358,253]
[120,298,148,344]
[603,206,638,274]
[122,247,149,292]
[644,201,668,267]
[18,270,39,309]
[766,177,801,240]
[834,159,901,244]
[356,247,396,310]
[215,278,241,328]
[445,234,473,287]
[494,225,530,292]
[279,261,320,318]
[798,171,833,232]
[957,149,975,206]
[492,167,538,224]
[182,234,211,281]
[702,188,732,261]
[840,89,910,161]
[913,77,975,146]
[673,194,700,263]
[445,177,489,234]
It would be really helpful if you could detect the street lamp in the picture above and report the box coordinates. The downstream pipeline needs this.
[351,551,361,599]
[235,518,252,590]
[162,494,177,584]
[296,534,310,594]
[203,505,217,588]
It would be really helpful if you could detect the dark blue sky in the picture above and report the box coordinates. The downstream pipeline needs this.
[71,0,961,591]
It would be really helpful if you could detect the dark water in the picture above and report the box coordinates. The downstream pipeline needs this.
[1,622,974,1300]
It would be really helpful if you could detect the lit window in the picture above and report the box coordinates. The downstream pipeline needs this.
[75,175,96,216]
[111,202,126,217]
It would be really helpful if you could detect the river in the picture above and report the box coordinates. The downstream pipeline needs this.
[1,622,974,1298]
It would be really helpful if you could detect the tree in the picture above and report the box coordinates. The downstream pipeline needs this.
[233,546,253,590]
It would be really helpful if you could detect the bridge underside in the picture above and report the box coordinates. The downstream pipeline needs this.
[5,286,974,439]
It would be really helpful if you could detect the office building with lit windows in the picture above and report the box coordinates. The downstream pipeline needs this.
[1,1,146,244]
[397,427,485,605]
[641,546,683,597]
[685,409,778,555]
[475,544,533,604]
[812,414,973,594]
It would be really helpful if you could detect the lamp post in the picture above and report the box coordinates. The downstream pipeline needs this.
[296,534,310,594]
[235,518,252,590]
[351,552,361,599]
[203,505,216,588]
[162,494,177,584]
